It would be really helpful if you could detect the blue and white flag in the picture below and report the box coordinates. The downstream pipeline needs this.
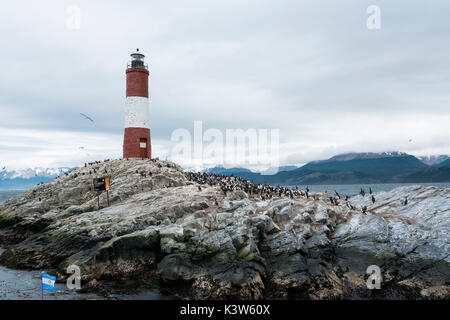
[41,273,56,291]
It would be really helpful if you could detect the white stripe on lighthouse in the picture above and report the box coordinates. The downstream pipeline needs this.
[125,96,150,128]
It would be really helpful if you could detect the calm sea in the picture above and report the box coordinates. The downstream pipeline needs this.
[287,182,450,197]
[0,190,25,204]
[1,183,450,204]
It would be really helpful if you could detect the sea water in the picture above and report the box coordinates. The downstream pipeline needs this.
[286,182,450,197]
[2,183,450,203]
[0,245,173,300]
[0,190,24,204]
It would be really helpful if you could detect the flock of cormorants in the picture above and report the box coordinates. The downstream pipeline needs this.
[185,171,408,212]
[185,171,301,200]
[36,158,409,212]
[184,171,375,211]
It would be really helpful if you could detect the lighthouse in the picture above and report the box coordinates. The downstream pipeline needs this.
[123,49,151,159]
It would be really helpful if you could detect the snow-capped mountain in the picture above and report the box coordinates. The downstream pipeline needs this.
[417,155,449,166]
[0,167,76,180]
[312,151,408,163]
[194,151,449,185]
[0,167,78,190]
[181,166,207,173]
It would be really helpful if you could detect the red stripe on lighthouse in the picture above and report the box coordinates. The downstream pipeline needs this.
[123,127,151,158]
[126,68,149,98]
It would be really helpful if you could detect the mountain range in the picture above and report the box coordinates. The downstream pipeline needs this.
[0,167,76,190]
[417,155,449,166]
[1,152,449,190]
[204,152,450,185]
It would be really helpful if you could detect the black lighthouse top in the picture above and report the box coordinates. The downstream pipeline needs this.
[128,48,148,70]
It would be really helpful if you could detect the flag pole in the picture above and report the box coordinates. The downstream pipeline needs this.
[41,273,44,300]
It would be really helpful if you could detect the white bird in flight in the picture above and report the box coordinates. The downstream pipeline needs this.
[80,113,94,122]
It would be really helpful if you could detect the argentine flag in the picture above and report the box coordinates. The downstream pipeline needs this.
[42,273,56,291]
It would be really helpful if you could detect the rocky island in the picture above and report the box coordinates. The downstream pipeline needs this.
[0,159,448,299]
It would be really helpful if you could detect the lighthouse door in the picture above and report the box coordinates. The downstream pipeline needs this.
[139,138,148,158]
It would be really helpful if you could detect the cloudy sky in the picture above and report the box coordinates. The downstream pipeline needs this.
[0,0,449,170]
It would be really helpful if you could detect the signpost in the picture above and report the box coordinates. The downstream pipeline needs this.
[105,177,110,206]
[93,177,111,208]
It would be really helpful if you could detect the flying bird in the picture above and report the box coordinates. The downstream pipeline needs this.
[80,113,94,122]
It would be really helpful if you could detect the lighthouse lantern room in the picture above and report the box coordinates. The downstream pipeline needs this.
[123,49,151,159]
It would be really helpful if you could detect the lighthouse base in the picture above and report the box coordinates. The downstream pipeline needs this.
[123,127,151,159]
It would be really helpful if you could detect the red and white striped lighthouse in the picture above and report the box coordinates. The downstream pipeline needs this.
[123,49,151,159]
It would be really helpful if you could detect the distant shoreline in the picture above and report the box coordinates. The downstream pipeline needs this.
[1,182,449,203]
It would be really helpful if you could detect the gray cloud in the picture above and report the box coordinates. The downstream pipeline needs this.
[0,0,449,169]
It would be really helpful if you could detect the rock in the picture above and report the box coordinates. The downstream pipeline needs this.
[260,231,303,256]
[314,208,329,224]
[273,205,292,223]
[230,199,248,211]
[215,212,233,229]
[160,225,184,241]
[270,199,292,211]
[157,253,198,281]
[318,225,331,236]
[88,229,98,237]
[306,234,330,249]
[300,224,313,239]
[333,214,389,243]
[0,162,448,300]
[234,203,256,217]
[302,212,313,223]
[160,237,186,254]
[420,286,450,300]
[229,190,248,200]
[251,214,280,236]
[182,216,205,237]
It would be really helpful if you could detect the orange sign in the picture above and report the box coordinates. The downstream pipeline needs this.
[105,177,110,191]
